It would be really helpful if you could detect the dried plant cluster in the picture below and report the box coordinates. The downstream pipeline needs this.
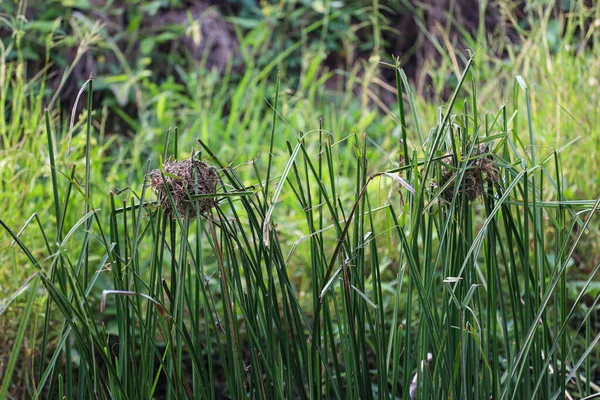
[439,143,499,202]
[149,157,218,218]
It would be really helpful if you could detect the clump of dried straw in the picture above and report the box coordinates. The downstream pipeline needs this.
[438,143,499,203]
[149,157,218,218]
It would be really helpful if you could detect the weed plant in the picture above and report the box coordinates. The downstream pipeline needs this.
[1,54,599,399]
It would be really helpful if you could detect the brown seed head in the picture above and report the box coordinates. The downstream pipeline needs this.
[439,143,499,203]
[149,157,218,218]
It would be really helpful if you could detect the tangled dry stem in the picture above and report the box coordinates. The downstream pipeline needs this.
[439,143,499,203]
[149,157,218,218]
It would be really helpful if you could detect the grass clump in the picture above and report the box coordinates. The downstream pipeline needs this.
[1,53,599,399]
[1,2,600,399]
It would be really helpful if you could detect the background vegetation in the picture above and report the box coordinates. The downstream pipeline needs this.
[1,0,599,398]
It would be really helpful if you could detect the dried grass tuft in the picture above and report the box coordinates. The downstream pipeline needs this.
[438,143,499,203]
[149,157,218,218]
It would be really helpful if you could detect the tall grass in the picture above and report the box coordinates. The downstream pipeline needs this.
[2,52,599,399]
[416,1,600,202]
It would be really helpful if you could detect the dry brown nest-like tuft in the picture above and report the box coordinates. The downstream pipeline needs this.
[438,143,499,203]
[149,157,219,218]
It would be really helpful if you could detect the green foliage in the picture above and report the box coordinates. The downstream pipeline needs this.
[2,53,600,398]
[0,0,391,119]
[1,1,599,398]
